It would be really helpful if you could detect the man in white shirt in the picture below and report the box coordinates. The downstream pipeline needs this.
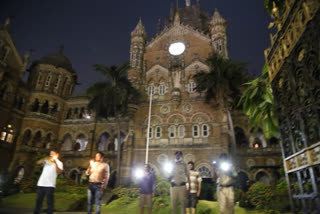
[86,152,110,214]
[33,150,63,214]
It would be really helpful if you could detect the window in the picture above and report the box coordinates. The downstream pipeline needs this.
[37,75,42,85]
[188,81,196,93]
[193,125,199,137]
[159,84,165,95]
[148,127,153,139]
[45,75,51,86]
[202,124,209,137]
[155,126,161,138]
[148,85,154,96]
[0,124,14,143]
[169,126,175,138]
[178,125,185,138]
[54,75,60,88]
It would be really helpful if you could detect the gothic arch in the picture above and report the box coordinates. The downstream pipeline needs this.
[74,133,88,151]
[254,169,271,184]
[234,127,248,148]
[61,133,73,151]
[144,115,163,126]
[191,112,210,124]
[21,129,32,145]
[167,114,186,124]
[97,132,111,151]
[32,131,43,147]
[195,162,213,178]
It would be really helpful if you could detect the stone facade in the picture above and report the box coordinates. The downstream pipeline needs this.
[1,2,282,187]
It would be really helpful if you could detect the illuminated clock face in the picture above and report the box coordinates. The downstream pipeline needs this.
[168,42,186,56]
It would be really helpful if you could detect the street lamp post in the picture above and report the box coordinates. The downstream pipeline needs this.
[145,90,153,164]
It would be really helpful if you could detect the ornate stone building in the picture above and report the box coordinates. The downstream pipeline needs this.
[1,1,282,187]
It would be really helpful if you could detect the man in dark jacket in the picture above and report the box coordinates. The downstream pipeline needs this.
[139,164,156,214]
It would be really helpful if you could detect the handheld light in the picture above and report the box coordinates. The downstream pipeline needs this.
[53,155,58,160]
[90,160,94,166]
[220,162,232,171]
[163,162,173,173]
[134,168,144,179]
[212,160,217,165]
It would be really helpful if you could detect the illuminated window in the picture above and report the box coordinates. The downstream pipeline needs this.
[188,81,196,93]
[1,124,14,143]
[178,125,185,138]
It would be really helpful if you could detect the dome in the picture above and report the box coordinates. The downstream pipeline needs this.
[31,47,75,73]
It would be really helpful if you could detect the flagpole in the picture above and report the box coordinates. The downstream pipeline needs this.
[145,90,153,164]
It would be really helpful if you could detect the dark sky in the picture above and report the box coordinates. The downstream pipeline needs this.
[1,0,272,95]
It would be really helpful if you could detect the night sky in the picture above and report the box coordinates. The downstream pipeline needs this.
[1,0,272,95]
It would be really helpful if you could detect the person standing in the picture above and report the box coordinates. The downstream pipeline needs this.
[169,151,190,214]
[185,161,202,214]
[86,152,110,214]
[213,153,237,214]
[139,164,157,214]
[33,150,63,214]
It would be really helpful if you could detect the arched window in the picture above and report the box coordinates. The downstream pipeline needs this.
[74,134,88,151]
[51,103,58,115]
[31,99,40,112]
[32,131,42,147]
[54,75,60,88]
[193,125,199,137]
[40,100,49,114]
[235,127,248,148]
[169,126,175,138]
[159,84,165,95]
[155,126,161,139]
[188,81,196,93]
[97,132,110,151]
[148,127,153,139]
[66,108,72,119]
[61,134,72,151]
[44,133,52,149]
[148,85,154,96]
[22,130,32,145]
[197,165,212,178]
[178,125,185,138]
[114,132,125,151]
[45,75,51,86]
[256,171,270,184]
[202,124,209,137]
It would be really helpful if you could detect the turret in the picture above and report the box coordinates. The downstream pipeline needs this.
[130,19,146,70]
[210,9,228,58]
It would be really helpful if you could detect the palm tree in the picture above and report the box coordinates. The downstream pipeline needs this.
[86,63,140,186]
[238,65,278,139]
[194,53,249,154]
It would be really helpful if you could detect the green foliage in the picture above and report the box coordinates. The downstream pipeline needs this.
[152,196,170,208]
[246,182,274,210]
[86,63,140,118]
[155,178,170,197]
[238,65,279,138]
[55,178,87,194]
[245,181,290,212]
[111,187,139,198]
[199,182,216,201]
[194,53,249,108]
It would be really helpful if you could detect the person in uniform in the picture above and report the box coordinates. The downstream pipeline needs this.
[213,153,237,214]
[169,151,190,214]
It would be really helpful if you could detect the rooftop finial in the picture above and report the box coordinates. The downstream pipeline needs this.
[4,18,10,29]
[174,11,180,25]
[59,45,64,54]
[186,0,190,7]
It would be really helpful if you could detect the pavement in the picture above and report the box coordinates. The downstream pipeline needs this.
[0,209,117,214]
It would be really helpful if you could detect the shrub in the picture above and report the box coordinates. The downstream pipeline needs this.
[111,187,139,198]
[156,179,170,197]
[199,182,215,201]
[153,196,170,208]
[246,182,274,210]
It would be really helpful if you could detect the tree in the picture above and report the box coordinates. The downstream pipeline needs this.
[86,63,140,186]
[194,53,249,154]
[238,65,278,139]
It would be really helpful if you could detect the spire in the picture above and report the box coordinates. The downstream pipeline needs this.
[186,0,191,7]
[131,18,146,37]
[174,12,180,25]
[211,8,227,26]
[59,45,64,54]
